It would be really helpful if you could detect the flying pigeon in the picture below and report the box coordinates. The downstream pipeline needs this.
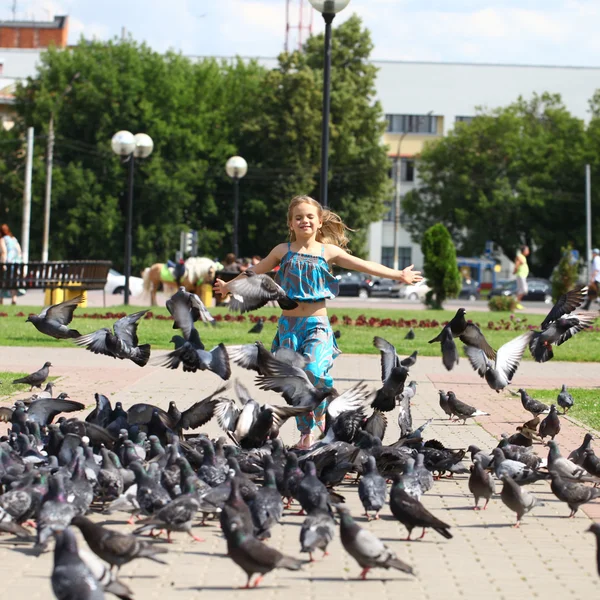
[26,294,84,339]
[74,310,151,366]
[464,332,533,392]
[226,271,298,313]
[12,361,52,390]
[166,286,215,327]
[336,505,414,580]
[529,287,594,362]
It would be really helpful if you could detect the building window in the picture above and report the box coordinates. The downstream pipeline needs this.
[385,114,437,134]
[402,159,414,182]
[455,116,474,124]
[381,247,412,268]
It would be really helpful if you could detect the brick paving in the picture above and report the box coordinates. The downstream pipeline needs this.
[1,347,599,599]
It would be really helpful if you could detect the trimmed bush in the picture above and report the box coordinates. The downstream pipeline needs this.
[488,295,517,312]
[551,243,580,302]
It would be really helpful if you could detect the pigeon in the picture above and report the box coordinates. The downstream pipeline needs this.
[36,474,78,552]
[468,459,495,510]
[550,473,600,517]
[468,445,493,469]
[529,287,594,362]
[518,389,550,417]
[86,393,113,428]
[248,467,283,540]
[228,341,308,375]
[404,328,415,340]
[414,454,434,493]
[358,455,387,520]
[429,308,496,370]
[226,520,303,588]
[464,332,533,392]
[539,405,561,441]
[397,381,417,405]
[227,270,299,313]
[546,441,588,480]
[389,476,452,540]
[248,318,264,334]
[371,337,409,411]
[500,474,543,527]
[587,523,600,577]
[397,391,413,438]
[446,391,489,424]
[12,361,52,390]
[74,311,151,366]
[51,527,106,600]
[128,462,171,516]
[557,384,574,414]
[155,296,230,379]
[336,505,414,580]
[166,286,215,327]
[438,390,453,420]
[300,501,335,561]
[297,461,330,515]
[400,350,418,368]
[71,515,168,573]
[568,433,594,466]
[334,329,341,339]
[26,294,84,339]
[490,448,549,485]
[134,494,203,542]
[363,410,387,441]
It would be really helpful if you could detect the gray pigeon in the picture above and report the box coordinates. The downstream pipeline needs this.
[518,389,550,417]
[396,381,417,405]
[226,270,298,313]
[547,441,587,480]
[26,294,83,339]
[36,474,78,552]
[52,528,105,600]
[468,460,495,510]
[438,390,453,419]
[299,499,335,561]
[75,310,151,366]
[539,404,560,441]
[586,523,600,577]
[400,351,418,368]
[404,328,415,340]
[490,448,549,485]
[248,318,264,334]
[414,454,434,493]
[500,474,543,527]
[464,332,532,392]
[248,468,283,540]
[569,433,594,467]
[550,473,600,517]
[297,461,329,515]
[372,336,409,411]
[400,458,423,500]
[358,456,387,520]
[12,361,52,390]
[468,445,493,469]
[336,505,414,580]
[446,391,489,424]
[557,384,574,414]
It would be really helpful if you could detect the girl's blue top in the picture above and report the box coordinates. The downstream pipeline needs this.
[275,243,339,302]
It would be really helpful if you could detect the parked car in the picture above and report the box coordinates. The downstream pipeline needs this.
[104,268,145,297]
[399,278,431,301]
[336,272,374,298]
[369,277,402,298]
[458,279,481,301]
[488,277,552,303]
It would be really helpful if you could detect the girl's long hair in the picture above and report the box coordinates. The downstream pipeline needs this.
[287,195,353,251]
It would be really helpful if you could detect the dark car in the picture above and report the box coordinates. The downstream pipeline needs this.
[458,279,481,301]
[488,277,553,303]
[336,272,374,298]
[370,277,401,298]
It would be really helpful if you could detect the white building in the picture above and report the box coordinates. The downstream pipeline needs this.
[2,47,600,273]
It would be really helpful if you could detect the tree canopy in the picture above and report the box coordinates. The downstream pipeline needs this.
[0,15,389,272]
[402,93,595,276]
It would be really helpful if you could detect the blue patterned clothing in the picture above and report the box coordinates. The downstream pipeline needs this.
[271,315,340,434]
[275,243,339,302]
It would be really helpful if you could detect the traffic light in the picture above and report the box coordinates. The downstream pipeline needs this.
[182,230,198,256]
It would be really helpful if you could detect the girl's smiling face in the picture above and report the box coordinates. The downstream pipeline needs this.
[290,202,322,240]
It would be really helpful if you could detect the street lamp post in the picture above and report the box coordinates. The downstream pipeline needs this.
[225,156,248,258]
[308,0,350,209]
[111,131,154,306]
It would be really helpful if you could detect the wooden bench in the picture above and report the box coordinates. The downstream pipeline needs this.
[0,260,112,305]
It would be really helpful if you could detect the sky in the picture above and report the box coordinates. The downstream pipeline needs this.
[1,0,600,66]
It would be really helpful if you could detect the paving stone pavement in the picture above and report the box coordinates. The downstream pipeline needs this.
[1,346,600,599]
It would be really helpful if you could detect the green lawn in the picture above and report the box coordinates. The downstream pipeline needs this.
[528,388,600,431]
[0,372,59,398]
[0,303,598,361]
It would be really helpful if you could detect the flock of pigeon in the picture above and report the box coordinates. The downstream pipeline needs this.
[0,273,599,598]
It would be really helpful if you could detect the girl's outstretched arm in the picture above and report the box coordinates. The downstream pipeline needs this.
[330,247,423,285]
[213,244,286,296]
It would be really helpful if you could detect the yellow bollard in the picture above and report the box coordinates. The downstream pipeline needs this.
[65,285,87,307]
[44,288,65,306]
[199,283,213,307]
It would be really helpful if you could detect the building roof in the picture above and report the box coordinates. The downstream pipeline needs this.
[0,15,67,29]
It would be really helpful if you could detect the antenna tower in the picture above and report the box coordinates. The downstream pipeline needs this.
[285,0,313,53]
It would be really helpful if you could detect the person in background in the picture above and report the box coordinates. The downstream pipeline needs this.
[513,245,530,310]
[251,255,262,266]
[221,253,241,273]
[583,248,600,309]
[0,223,24,305]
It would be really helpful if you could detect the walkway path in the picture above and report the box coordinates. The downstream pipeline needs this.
[0,348,599,599]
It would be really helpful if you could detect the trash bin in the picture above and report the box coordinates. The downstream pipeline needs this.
[44,288,65,306]
[65,284,87,307]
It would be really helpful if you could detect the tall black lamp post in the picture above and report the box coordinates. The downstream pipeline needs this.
[308,0,350,209]
[225,155,248,258]
[111,130,154,306]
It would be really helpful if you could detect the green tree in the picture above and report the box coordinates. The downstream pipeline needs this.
[550,243,580,302]
[402,93,589,275]
[421,223,461,309]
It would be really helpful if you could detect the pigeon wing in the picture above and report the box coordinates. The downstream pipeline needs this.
[180,385,228,430]
[73,329,112,355]
[373,336,399,383]
[213,398,241,432]
[541,286,588,329]
[42,294,84,325]
[114,310,148,347]
[459,323,496,360]
[27,398,85,425]
[227,274,284,313]
[168,293,196,341]
[495,332,533,382]
[127,403,170,426]
[327,382,371,419]
[227,344,260,373]
[554,312,596,347]
[463,346,488,378]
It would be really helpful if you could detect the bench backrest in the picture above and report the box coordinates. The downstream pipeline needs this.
[0,261,112,290]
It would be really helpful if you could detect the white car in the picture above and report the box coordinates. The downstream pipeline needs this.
[399,279,431,300]
[104,268,144,297]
